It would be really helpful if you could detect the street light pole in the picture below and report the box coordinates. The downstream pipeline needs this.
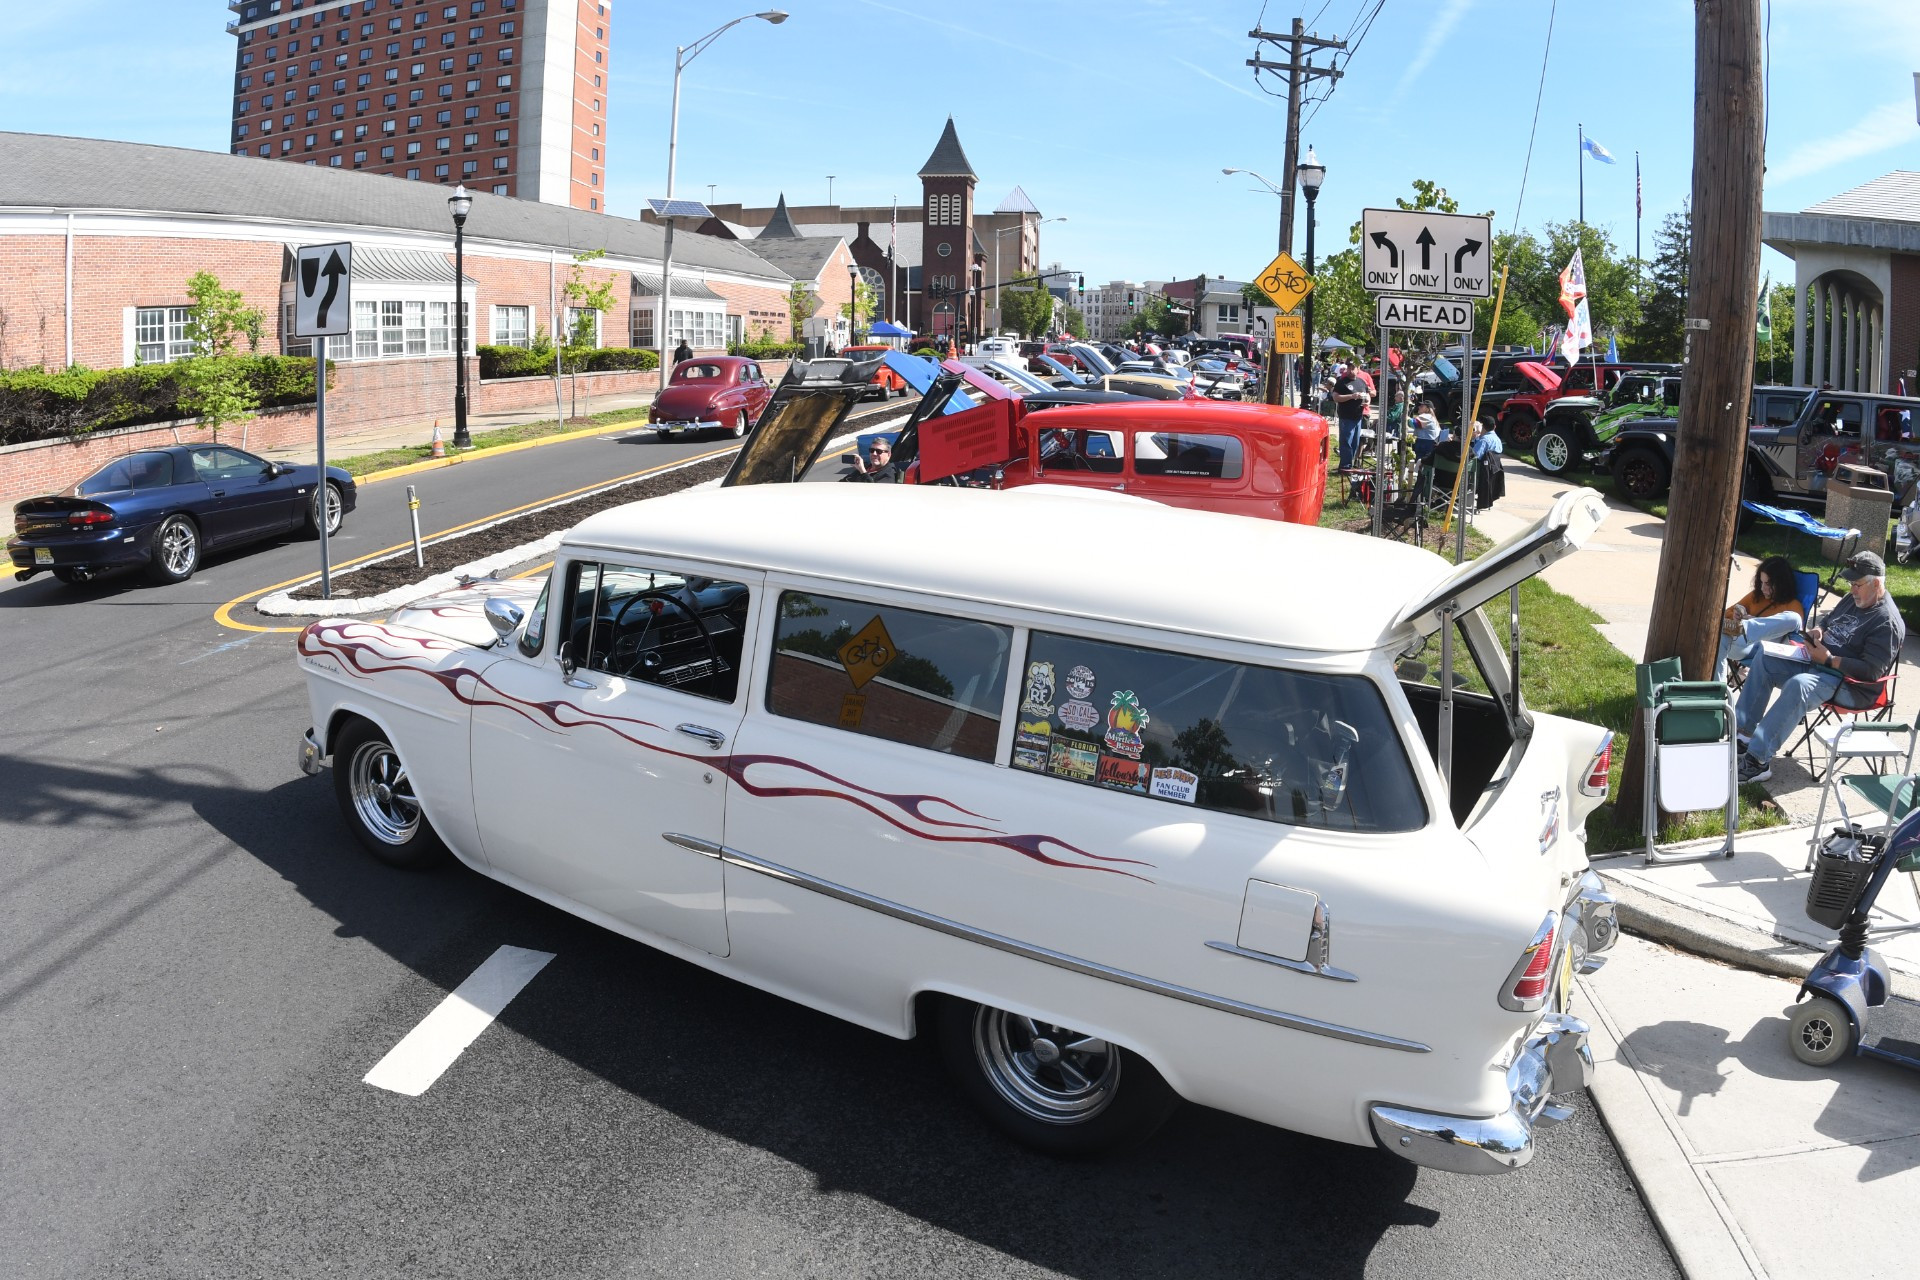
[1296,147,1325,411]
[448,185,473,448]
[1224,167,1292,404]
[658,11,787,371]
[847,258,859,347]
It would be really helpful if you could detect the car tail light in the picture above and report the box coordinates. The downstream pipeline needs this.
[1580,732,1614,798]
[68,509,114,527]
[1499,913,1559,1012]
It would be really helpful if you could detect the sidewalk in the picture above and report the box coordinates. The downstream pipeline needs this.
[1472,461,1920,1276]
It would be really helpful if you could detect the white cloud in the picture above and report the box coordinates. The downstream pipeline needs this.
[1382,0,1474,112]
[1768,99,1917,184]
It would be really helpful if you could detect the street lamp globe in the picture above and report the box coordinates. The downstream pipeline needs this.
[447,184,473,224]
[755,10,788,22]
[1296,146,1326,196]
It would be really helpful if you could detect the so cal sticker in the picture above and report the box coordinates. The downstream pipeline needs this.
[1104,691,1149,759]
[1149,767,1199,803]
[1021,661,1056,717]
[1058,699,1100,731]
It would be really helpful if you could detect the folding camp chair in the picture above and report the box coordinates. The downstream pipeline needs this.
[1380,461,1434,544]
[1594,657,1738,865]
[1726,569,1821,693]
[1428,441,1477,524]
[1740,501,1861,588]
[1803,718,1920,869]
[1786,669,1903,781]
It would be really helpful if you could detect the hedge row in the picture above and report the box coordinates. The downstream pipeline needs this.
[477,344,660,379]
[727,340,805,359]
[0,357,325,448]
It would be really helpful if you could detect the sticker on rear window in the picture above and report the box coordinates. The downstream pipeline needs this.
[1149,767,1199,804]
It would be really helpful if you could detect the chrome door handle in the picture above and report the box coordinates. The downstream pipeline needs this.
[675,723,727,749]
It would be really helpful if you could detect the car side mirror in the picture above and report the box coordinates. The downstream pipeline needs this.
[484,597,524,644]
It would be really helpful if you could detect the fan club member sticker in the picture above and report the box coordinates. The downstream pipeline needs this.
[1096,755,1148,794]
[1058,699,1100,731]
[1150,767,1199,803]
[1047,738,1100,783]
[1104,691,1149,759]
[1021,661,1056,717]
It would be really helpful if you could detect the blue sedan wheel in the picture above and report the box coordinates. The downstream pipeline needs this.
[306,481,345,537]
[146,515,200,585]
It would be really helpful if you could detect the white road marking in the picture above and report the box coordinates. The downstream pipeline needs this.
[363,944,555,1096]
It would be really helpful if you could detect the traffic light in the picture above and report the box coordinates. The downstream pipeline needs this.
[1126,291,1136,310]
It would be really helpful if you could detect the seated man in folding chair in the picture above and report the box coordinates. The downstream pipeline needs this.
[1735,551,1905,783]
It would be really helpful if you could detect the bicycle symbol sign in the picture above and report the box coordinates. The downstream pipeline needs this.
[837,615,898,689]
[1254,249,1314,313]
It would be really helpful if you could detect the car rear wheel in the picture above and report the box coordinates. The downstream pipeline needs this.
[305,481,345,538]
[935,997,1179,1156]
[1503,411,1540,447]
[730,409,749,439]
[1533,426,1575,474]
[145,515,200,584]
[331,718,447,869]
[1611,446,1672,501]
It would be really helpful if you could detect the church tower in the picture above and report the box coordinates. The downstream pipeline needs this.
[918,118,977,339]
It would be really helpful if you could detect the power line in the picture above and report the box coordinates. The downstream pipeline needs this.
[1507,0,1559,238]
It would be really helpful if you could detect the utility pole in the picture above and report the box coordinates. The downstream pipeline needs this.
[1617,0,1765,827]
[1249,18,1344,405]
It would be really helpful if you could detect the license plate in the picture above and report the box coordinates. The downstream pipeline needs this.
[33,547,52,565]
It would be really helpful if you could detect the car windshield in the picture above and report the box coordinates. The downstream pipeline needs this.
[675,364,726,382]
[77,452,173,495]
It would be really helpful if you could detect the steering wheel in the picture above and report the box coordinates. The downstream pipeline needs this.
[1048,451,1094,472]
[607,590,720,683]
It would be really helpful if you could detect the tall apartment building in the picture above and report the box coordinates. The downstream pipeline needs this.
[1084,280,1150,341]
[227,0,612,210]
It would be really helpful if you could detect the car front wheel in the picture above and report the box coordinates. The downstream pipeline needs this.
[331,718,447,869]
[306,481,345,537]
[1611,446,1672,501]
[145,515,200,584]
[935,997,1178,1156]
[1503,411,1540,446]
[1533,426,1575,474]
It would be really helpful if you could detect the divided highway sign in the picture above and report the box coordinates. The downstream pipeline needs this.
[1375,294,1474,332]
[293,242,354,337]
[1360,209,1492,297]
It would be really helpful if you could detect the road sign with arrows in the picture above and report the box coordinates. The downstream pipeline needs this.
[1359,209,1491,297]
[293,242,354,337]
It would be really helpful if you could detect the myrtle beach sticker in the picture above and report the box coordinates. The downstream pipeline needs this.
[1047,738,1099,783]
[1096,754,1149,794]
[1012,744,1049,773]
[1063,664,1096,701]
[1021,661,1056,717]
[1058,699,1100,732]
[1015,718,1053,751]
[1149,766,1199,803]
[1104,690,1149,759]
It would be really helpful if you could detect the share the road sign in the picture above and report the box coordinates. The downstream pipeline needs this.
[1375,295,1475,332]
[293,242,354,337]
[1360,209,1492,297]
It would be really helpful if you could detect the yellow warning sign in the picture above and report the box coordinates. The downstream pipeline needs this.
[1270,313,1305,355]
[1254,250,1315,314]
[836,616,896,689]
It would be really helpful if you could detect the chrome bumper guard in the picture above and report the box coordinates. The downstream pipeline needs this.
[1370,1011,1594,1175]
[657,420,720,433]
[1566,869,1619,975]
[299,726,328,776]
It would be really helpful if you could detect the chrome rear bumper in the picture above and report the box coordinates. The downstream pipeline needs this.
[1370,1011,1594,1175]
[299,726,328,776]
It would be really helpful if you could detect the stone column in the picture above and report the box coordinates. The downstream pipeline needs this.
[1793,277,1808,385]
[1813,280,1829,386]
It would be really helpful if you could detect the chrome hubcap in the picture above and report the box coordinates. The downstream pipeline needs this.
[160,522,196,574]
[322,485,342,533]
[1540,435,1567,470]
[348,741,420,844]
[973,1007,1119,1125]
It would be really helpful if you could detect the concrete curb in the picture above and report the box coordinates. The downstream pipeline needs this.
[352,419,629,487]
[1579,974,1764,1280]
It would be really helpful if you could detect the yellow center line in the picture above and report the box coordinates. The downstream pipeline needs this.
[212,446,737,634]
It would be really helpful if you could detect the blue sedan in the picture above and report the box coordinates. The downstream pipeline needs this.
[8,444,356,586]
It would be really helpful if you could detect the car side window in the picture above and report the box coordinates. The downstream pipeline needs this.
[196,447,267,481]
[1010,630,1427,833]
[517,574,552,657]
[1133,431,1244,480]
[765,591,1012,763]
[125,452,174,488]
[1039,428,1123,474]
[561,559,750,702]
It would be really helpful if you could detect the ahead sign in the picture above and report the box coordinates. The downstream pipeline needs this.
[293,241,354,337]
[1375,294,1474,332]
[1360,209,1492,297]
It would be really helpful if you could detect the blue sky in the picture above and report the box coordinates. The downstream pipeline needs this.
[5,1,1917,288]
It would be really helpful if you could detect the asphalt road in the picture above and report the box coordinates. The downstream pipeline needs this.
[0,422,1679,1279]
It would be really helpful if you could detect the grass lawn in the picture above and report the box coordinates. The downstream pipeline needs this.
[1317,470,1785,853]
[331,405,657,477]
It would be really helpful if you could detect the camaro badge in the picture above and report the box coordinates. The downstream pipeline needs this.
[1538,786,1562,854]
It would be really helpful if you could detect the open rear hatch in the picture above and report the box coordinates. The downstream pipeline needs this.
[1393,488,1609,639]
[720,358,881,487]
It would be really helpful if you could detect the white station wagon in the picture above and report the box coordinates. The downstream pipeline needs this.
[296,483,1618,1173]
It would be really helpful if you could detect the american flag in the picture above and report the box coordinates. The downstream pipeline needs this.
[1636,154,1643,218]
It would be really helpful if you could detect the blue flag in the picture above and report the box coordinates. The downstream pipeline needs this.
[1607,333,1620,362]
[1582,135,1617,165]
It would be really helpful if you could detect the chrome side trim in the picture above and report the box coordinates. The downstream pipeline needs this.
[718,843,1428,1054]
[662,832,725,860]
[1205,940,1358,984]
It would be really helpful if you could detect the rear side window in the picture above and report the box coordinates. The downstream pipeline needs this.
[1133,431,1244,480]
[1038,428,1123,474]
[766,591,1012,762]
[1011,631,1427,833]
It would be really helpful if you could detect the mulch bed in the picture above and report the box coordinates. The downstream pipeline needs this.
[285,454,734,600]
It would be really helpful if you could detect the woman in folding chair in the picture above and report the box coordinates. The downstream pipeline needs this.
[1716,554,1804,681]
[1734,552,1905,783]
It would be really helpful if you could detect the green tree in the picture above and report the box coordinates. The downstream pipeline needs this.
[1508,220,1640,353]
[1475,230,1547,349]
[1241,281,1279,311]
[1059,305,1088,339]
[1000,284,1054,339]
[1627,209,1689,362]
[174,271,265,439]
[559,249,617,417]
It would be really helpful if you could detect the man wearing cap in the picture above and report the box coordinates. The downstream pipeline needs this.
[1735,551,1905,783]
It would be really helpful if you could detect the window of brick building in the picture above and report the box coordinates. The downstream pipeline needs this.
[406,168,420,180]
[494,156,509,172]
[491,304,529,348]
[434,162,449,178]
[495,183,510,196]
[461,159,478,176]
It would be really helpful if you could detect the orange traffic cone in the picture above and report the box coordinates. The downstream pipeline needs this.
[430,420,446,459]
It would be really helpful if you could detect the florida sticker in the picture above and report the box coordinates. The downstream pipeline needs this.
[1047,738,1099,783]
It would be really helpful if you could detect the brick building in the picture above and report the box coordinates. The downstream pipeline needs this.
[226,0,611,211]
